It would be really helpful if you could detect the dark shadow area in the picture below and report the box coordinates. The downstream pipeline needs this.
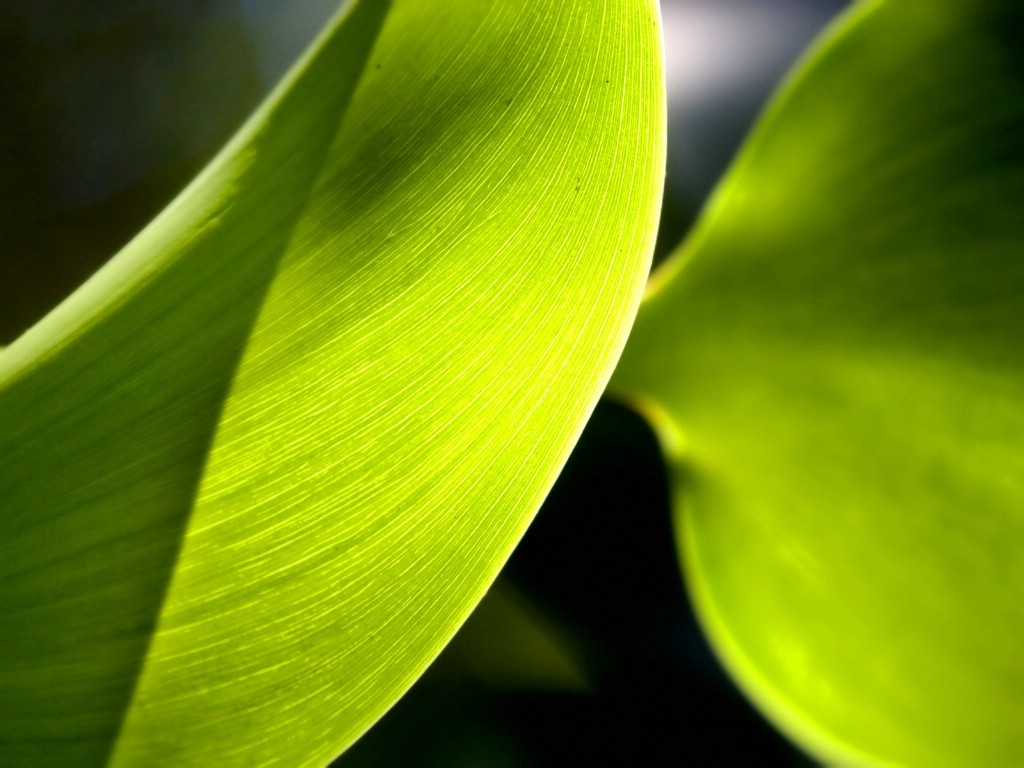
[0,1,265,343]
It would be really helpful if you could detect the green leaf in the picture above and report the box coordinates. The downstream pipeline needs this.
[0,0,664,765]
[611,1,1024,765]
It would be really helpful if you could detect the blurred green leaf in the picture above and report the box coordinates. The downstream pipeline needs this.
[437,579,591,694]
[0,0,664,764]
[612,1,1024,765]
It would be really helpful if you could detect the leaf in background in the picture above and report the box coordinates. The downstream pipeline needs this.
[435,579,591,694]
[612,1,1024,765]
[0,0,665,764]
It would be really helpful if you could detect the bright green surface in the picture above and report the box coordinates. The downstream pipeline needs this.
[0,0,664,765]
[612,1,1024,765]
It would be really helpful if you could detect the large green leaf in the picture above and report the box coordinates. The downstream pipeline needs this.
[611,1,1024,765]
[0,0,664,764]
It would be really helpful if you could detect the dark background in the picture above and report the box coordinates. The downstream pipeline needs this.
[0,1,848,764]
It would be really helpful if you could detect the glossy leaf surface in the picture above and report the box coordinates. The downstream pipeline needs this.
[0,0,665,764]
[612,1,1024,765]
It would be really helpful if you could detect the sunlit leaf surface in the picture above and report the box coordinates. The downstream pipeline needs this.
[612,1,1024,765]
[0,0,664,764]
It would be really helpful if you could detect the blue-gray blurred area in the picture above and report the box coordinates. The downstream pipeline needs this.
[664,0,847,202]
[0,1,846,764]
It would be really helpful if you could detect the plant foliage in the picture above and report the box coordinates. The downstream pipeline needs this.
[613,1,1024,764]
[6,0,1024,764]
[0,0,664,764]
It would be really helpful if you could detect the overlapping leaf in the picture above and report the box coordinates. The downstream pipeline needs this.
[612,1,1024,765]
[0,0,665,764]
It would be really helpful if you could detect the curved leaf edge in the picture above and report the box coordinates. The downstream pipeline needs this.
[639,0,882,306]
[1,0,666,762]
[611,2,893,765]
[0,0,361,385]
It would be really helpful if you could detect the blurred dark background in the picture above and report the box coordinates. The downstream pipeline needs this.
[0,1,848,764]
